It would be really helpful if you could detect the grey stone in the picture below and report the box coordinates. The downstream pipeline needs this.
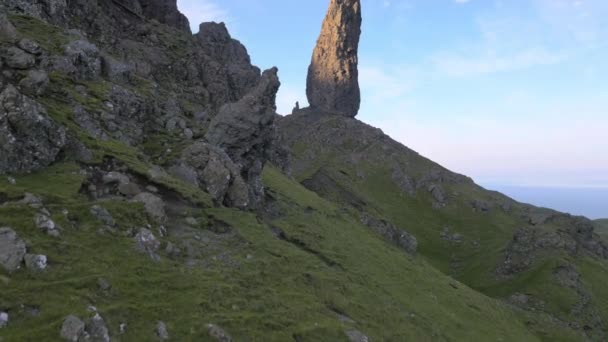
[360,214,417,255]
[90,205,115,227]
[307,0,361,117]
[101,54,133,83]
[19,69,49,96]
[156,320,169,340]
[0,14,18,43]
[205,67,281,208]
[64,39,102,80]
[0,312,7,328]
[206,323,232,342]
[132,193,165,222]
[102,171,130,185]
[24,254,47,271]
[3,47,35,69]
[0,85,67,174]
[17,39,42,55]
[118,182,141,197]
[61,315,85,342]
[35,212,57,232]
[345,329,370,342]
[174,142,249,209]
[87,313,110,342]
[0,227,27,272]
[97,277,111,291]
[134,228,160,260]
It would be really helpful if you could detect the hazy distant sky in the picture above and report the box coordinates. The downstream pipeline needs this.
[177,0,608,189]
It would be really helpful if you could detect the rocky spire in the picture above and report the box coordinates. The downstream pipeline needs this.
[306,0,362,117]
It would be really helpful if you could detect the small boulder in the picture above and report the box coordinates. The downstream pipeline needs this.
[345,329,370,342]
[35,211,59,234]
[118,182,141,197]
[90,205,115,227]
[0,227,27,272]
[61,315,85,341]
[156,321,169,340]
[24,254,47,272]
[87,313,110,342]
[132,193,165,222]
[207,323,232,342]
[0,14,18,43]
[134,228,160,260]
[17,39,42,55]
[64,39,102,80]
[3,47,35,69]
[19,69,50,96]
[102,171,130,185]
[0,311,8,328]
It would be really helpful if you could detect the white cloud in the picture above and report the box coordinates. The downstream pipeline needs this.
[432,48,566,77]
[454,0,470,3]
[176,0,230,33]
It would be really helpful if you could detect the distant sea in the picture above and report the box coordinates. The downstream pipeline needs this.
[481,185,608,220]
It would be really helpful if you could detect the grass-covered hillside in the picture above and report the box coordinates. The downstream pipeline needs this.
[0,1,606,341]
[279,112,608,340]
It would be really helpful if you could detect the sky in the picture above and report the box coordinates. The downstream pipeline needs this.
[176,0,608,191]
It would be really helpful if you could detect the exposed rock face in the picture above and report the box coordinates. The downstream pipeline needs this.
[206,67,281,208]
[361,213,417,255]
[171,141,250,209]
[139,0,191,33]
[195,22,262,105]
[0,85,67,174]
[306,0,362,117]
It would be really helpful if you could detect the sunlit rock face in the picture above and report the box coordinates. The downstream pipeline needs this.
[306,0,362,117]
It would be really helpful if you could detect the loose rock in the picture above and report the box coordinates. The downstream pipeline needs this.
[0,227,27,272]
[24,254,47,272]
[156,321,169,340]
[207,323,232,342]
[61,315,85,341]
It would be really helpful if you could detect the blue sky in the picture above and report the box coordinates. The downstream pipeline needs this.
[177,0,608,189]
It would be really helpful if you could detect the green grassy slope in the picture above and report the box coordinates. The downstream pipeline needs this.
[0,165,581,341]
[279,114,608,340]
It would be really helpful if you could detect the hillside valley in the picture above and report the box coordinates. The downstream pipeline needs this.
[0,0,607,341]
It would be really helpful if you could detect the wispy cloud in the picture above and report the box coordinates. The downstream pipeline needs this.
[176,0,230,33]
[432,48,566,77]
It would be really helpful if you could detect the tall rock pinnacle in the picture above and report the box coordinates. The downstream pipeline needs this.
[306,0,362,117]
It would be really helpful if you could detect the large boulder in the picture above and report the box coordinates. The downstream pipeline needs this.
[171,141,249,209]
[0,227,27,272]
[60,315,85,341]
[205,68,280,208]
[0,85,66,174]
[306,0,362,117]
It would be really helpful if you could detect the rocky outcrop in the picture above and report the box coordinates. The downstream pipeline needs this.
[206,67,281,208]
[0,85,66,174]
[195,22,262,105]
[139,0,191,33]
[360,213,418,255]
[497,219,608,277]
[170,141,250,209]
[306,0,362,117]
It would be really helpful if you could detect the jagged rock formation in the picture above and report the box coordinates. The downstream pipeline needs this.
[206,67,281,208]
[306,0,362,117]
[0,0,281,210]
